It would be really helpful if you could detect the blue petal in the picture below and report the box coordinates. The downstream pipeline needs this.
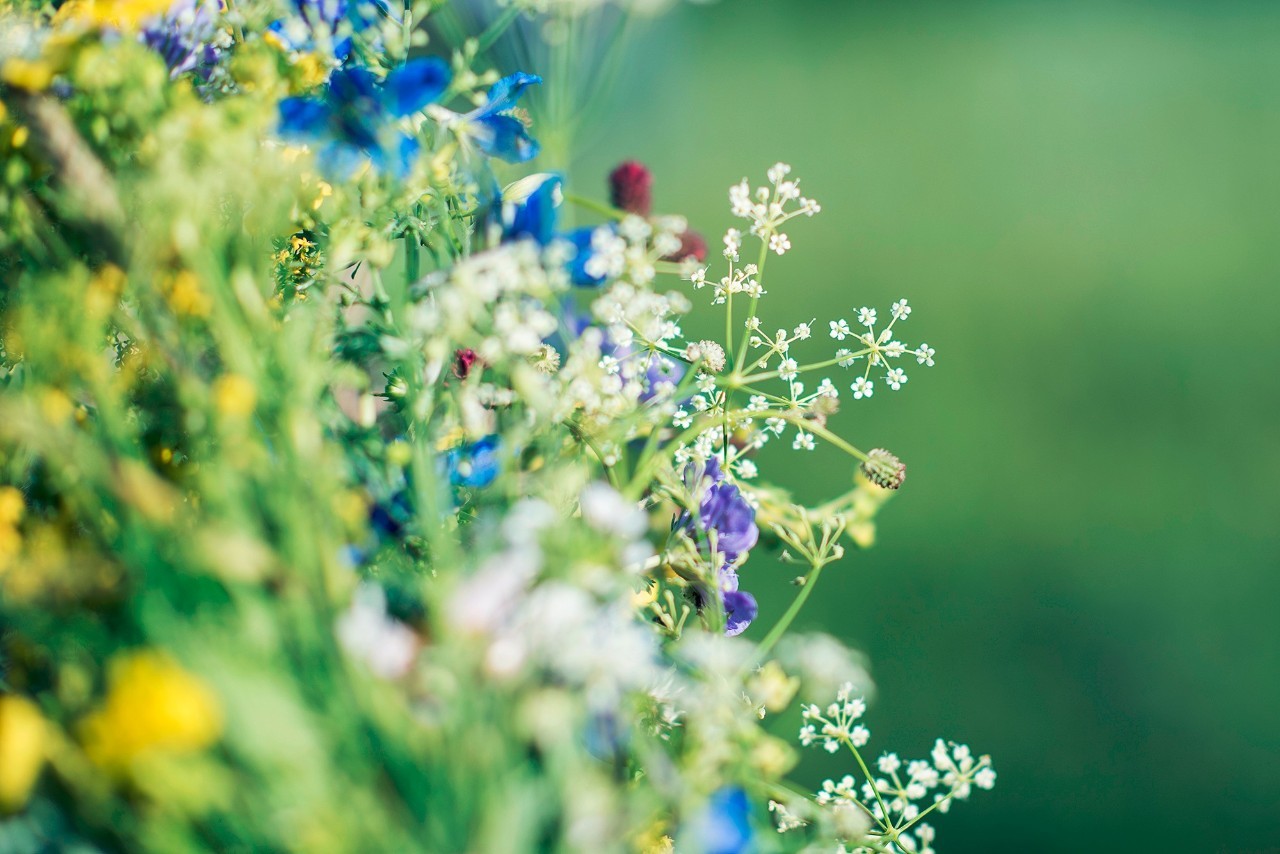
[566,226,606,287]
[448,436,502,488]
[503,173,562,245]
[383,57,451,117]
[473,113,539,163]
[722,590,758,637]
[373,133,420,180]
[278,97,332,138]
[328,65,380,105]
[315,140,368,179]
[696,788,755,854]
[479,71,541,117]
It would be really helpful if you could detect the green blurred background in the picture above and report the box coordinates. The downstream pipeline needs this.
[570,1,1280,849]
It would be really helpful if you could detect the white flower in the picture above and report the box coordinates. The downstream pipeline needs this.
[915,343,936,366]
[850,377,874,399]
[878,753,902,774]
[579,482,647,539]
[885,368,907,390]
[891,299,912,320]
[769,233,791,255]
[336,584,418,679]
[829,319,851,340]
[792,430,815,451]
[857,307,877,327]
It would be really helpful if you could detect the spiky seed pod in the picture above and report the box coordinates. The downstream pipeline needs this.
[608,160,653,217]
[861,448,906,490]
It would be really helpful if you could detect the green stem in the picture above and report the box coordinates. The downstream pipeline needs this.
[754,560,825,661]
[475,5,521,52]
[564,193,626,221]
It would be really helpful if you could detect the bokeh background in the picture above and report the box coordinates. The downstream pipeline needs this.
[567,1,1280,850]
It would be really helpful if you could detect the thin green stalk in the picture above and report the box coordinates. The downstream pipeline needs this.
[475,5,521,52]
[754,560,825,661]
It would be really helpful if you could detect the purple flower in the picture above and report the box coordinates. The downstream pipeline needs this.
[679,459,761,635]
[140,0,226,83]
[698,481,759,563]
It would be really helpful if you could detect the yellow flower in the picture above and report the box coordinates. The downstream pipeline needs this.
[0,696,48,812]
[165,270,212,317]
[55,0,175,30]
[213,374,257,419]
[80,651,222,773]
[0,59,55,92]
[0,488,23,527]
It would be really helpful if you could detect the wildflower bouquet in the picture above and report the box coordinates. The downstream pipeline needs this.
[0,0,993,851]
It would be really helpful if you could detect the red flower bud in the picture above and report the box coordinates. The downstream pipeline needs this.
[608,161,653,217]
[664,228,708,263]
[454,348,479,379]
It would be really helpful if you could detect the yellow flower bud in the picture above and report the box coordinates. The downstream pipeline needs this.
[0,695,47,812]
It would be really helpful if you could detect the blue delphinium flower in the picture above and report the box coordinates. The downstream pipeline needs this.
[693,787,755,854]
[564,226,608,287]
[447,436,501,489]
[500,173,563,246]
[267,0,395,62]
[454,72,542,163]
[278,58,450,178]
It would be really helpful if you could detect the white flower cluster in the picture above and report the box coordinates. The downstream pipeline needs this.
[790,683,996,852]
[659,165,940,471]
[728,161,820,257]
[411,241,562,362]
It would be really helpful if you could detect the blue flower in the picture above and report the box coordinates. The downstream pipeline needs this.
[459,72,542,163]
[693,787,755,854]
[447,436,502,489]
[267,0,396,61]
[500,173,563,246]
[565,226,607,287]
[277,58,450,178]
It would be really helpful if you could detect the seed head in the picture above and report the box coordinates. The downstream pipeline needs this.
[861,448,906,490]
[685,340,726,374]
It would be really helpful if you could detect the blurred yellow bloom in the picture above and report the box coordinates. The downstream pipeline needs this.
[165,270,212,317]
[80,651,222,772]
[0,695,47,812]
[0,488,23,527]
[54,0,175,30]
[0,59,55,92]
[213,374,257,419]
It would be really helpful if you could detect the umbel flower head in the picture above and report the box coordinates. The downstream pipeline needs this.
[278,58,451,177]
[861,448,906,490]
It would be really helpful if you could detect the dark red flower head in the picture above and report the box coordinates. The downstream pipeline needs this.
[664,229,708,263]
[453,348,479,379]
[609,161,653,217]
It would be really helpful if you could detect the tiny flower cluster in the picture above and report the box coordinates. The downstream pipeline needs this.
[790,683,996,851]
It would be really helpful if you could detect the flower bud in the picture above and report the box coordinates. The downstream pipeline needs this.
[608,161,653,217]
[861,448,906,490]
[685,340,726,374]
